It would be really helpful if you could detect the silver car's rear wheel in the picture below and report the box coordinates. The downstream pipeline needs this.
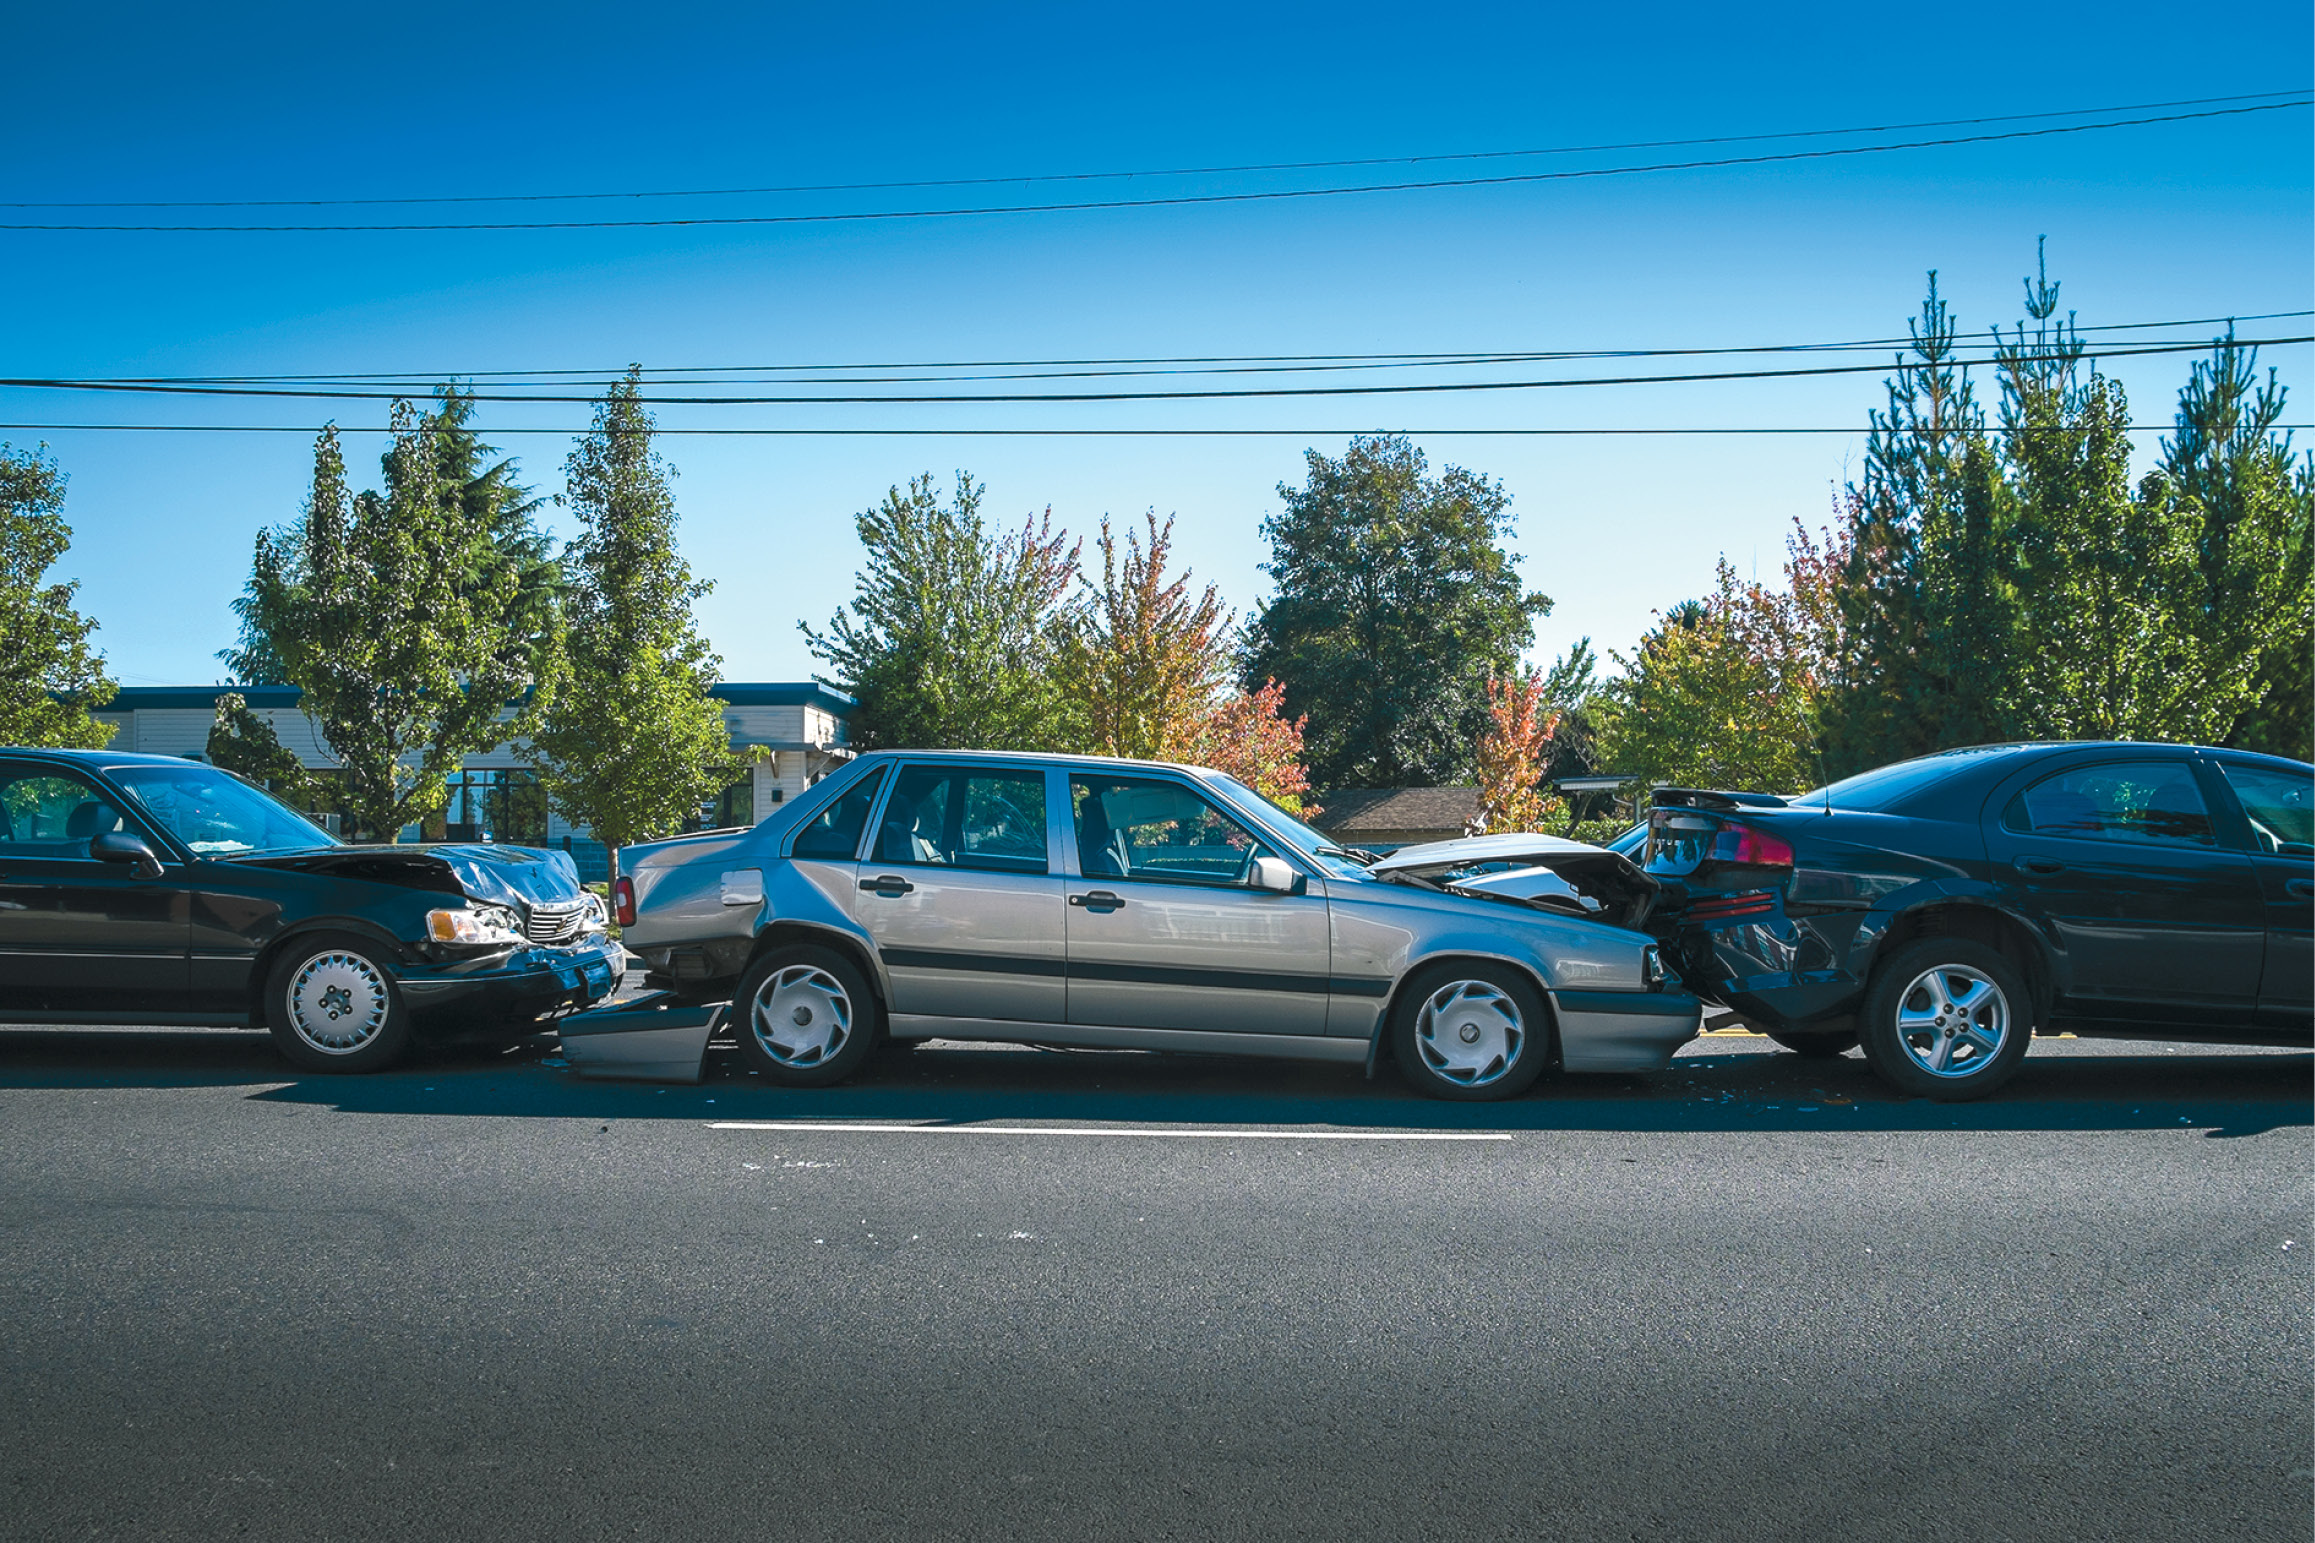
[734,946,884,1086]
[749,964,854,1067]
[1390,962,1550,1102]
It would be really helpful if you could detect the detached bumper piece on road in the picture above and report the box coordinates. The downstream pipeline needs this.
[560,994,724,1083]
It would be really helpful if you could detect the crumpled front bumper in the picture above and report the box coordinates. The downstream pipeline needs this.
[395,935,625,1030]
[1551,988,1703,1073]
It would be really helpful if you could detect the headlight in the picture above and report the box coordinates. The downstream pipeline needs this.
[580,892,608,930]
[427,906,524,945]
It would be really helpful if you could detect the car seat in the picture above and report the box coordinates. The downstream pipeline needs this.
[64,801,121,841]
[1076,796,1131,878]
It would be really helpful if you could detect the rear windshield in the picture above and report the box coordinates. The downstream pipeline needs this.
[1795,747,2015,814]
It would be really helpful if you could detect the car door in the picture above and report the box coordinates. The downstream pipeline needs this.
[1983,754,2264,1024]
[2210,758,2314,1023]
[0,760,188,1015]
[851,762,1066,1025]
[1062,772,1329,1036]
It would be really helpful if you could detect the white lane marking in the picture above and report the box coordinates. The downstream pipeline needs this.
[707,1122,1510,1141]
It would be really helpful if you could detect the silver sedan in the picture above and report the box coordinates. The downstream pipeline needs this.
[569,750,1700,1100]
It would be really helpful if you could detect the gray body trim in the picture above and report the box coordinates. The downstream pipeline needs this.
[888,1014,1370,1063]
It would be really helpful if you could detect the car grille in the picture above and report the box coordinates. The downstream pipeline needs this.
[524,901,588,947]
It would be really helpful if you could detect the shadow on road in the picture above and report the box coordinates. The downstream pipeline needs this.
[0,1026,2306,1136]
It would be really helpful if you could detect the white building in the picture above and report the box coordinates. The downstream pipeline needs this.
[93,683,853,862]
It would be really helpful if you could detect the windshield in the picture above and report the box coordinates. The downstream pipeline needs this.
[1207,774,1372,880]
[108,764,338,857]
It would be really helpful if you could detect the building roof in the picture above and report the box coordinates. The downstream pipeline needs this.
[101,682,854,716]
[1309,786,1479,833]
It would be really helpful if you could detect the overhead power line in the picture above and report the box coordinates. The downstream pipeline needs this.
[7,90,2299,211]
[92,310,2315,389]
[7,101,2304,233]
[5,336,2304,406]
[3,423,2293,438]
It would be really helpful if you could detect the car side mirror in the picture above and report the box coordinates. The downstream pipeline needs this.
[1249,855,1301,895]
[91,830,164,879]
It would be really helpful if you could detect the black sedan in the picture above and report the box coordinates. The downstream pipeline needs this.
[0,749,622,1071]
[1644,741,2313,1100]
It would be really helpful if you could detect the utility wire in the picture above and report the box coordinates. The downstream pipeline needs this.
[5,336,2302,406]
[3,423,2292,437]
[8,102,2304,233]
[7,90,2300,211]
[95,310,2315,388]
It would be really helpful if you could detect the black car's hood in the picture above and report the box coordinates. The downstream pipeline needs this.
[242,843,586,909]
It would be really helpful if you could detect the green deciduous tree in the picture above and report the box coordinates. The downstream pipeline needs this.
[1241,434,1550,789]
[523,371,749,881]
[0,445,116,748]
[205,692,316,803]
[1065,510,1232,761]
[228,394,564,841]
[806,472,1080,751]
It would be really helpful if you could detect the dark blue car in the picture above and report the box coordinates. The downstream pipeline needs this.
[1642,741,2313,1100]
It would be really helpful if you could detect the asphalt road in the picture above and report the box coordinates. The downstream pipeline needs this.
[0,1026,2306,1542]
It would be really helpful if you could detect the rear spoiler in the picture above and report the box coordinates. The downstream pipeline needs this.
[1650,786,1792,812]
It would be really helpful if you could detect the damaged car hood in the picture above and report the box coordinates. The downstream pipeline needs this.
[243,843,586,909]
[1368,832,1660,927]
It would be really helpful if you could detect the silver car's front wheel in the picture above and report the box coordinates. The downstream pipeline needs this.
[1415,980,1525,1088]
[734,946,884,1086]
[1390,962,1549,1102]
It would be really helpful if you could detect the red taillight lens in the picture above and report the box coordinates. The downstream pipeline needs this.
[613,876,636,927]
[1710,824,1795,867]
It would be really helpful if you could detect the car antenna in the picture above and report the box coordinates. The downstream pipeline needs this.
[1801,702,1833,816]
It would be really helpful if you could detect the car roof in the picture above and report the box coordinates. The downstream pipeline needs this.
[0,748,217,771]
[850,746,1229,778]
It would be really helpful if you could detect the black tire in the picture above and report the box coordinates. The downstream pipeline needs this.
[1858,938,2033,1102]
[1389,961,1551,1102]
[263,932,415,1074]
[733,945,884,1087]
[1766,1029,1860,1058]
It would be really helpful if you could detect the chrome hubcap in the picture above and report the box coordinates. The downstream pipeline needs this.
[751,966,853,1067]
[287,951,390,1054]
[1895,964,2010,1078]
[1416,980,1523,1086]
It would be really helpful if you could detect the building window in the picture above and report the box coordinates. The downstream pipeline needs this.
[427,769,549,846]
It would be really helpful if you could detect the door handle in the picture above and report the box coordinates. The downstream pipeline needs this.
[2015,857,2066,875]
[2287,878,2315,900]
[1069,891,1125,910]
[858,875,915,896]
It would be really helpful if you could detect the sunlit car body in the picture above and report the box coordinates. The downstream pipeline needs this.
[581,750,1700,1099]
[1635,741,2313,1099]
[0,749,623,1070]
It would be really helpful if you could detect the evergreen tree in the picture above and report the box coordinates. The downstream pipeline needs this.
[1241,434,1549,788]
[0,445,116,747]
[806,473,1080,750]
[228,400,565,840]
[523,370,748,881]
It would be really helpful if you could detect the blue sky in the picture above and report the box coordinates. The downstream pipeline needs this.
[7,0,2309,690]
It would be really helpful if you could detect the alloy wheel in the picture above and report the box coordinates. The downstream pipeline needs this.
[286,950,391,1055]
[1893,964,2011,1078]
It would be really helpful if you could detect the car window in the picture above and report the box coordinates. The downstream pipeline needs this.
[107,763,335,855]
[792,765,888,860]
[0,767,126,857]
[874,766,1048,873]
[2002,761,2217,847]
[1070,774,1273,885]
[2219,763,2314,857]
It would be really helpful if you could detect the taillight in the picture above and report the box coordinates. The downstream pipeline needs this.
[1709,824,1794,867]
[613,876,636,927]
